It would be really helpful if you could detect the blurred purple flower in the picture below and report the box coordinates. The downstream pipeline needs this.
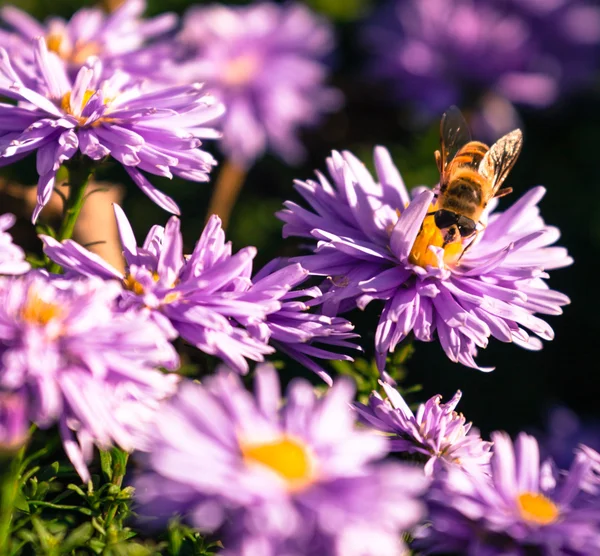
[537,405,600,470]
[249,259,361,386]
[134,364,428,556]
[0,391,28,454]
[0,213,29,275]
[42,206,307,375]
[0,0,177,79]
[363,0,600,135]
[0,272,179,482]
[176,2,341,167]
[577,445,600,495]
[354,384,492,476]
[416,432,600,555]
[503,0,600,89]
[278,147,571,372]
[0,38,223,222]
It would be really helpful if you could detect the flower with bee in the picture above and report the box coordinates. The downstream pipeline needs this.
[278,107,571,372]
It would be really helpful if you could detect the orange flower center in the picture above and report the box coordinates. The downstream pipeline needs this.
[241,435,315,490]
[517,492,560,526]
[123,272,180,304]
[123,274,145,295]
[407,203,463,268]
[46,33,100,65]
[20,292,62,325]
[60,89,98,116]
[222,53,261,87]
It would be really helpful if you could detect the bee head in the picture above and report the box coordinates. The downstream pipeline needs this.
[433,210,477,246]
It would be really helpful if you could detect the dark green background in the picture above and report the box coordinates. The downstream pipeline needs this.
[2,0,599,440]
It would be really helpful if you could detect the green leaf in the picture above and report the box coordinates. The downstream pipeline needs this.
[13,490,29,513]
[59,522,94,553]
[100,450,113,482]
[37,462,60,483]
[31,516,58,554]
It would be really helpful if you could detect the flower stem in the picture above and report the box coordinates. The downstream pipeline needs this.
[0,445,27,553]
[48,158,95,273]
[205,159,248,230]
[102,448,129,531]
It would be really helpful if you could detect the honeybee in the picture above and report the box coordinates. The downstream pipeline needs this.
[432,106,523,248]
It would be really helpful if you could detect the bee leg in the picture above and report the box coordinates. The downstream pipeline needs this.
[494,187,513,199]
[457,222,487,263]
[457,234,477,263]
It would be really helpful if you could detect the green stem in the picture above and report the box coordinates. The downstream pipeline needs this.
[102,448,129,532]
[48,158,95,273]
[0,445,27,553]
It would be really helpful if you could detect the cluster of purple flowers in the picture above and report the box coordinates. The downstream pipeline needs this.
[363,0,600,135]
[0,0,597,554]
[41,204,359,381]
[0,0,340,179]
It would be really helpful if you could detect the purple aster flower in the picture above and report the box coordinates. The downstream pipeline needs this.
[416,432,600,555]
[0,391,28,454]
[278,147,571,372]
[41,206,307,375]
[0,213,29,275]
[354,383,492,475]
[249,258,361,386]
[134,364,428,555]
[0,38,223,222]
[176,2,341,167]
[0,0,177,79]
[0,271,179,482]
[363,0,600,135]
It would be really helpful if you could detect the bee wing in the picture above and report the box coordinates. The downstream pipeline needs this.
[478,128,523,201]
[439,106,472,175]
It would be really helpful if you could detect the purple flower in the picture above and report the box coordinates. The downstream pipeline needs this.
[537,405,600,470]
[278,147,571,372]
[416,432,600,555]
[0,0,177,79]
[134,364,428,555]
[577,445,600,495]
[0,213,29,275]
[0,38,223,222]
[176,2,341,167]
[0,271,179,482]
[503,0,600,91]
[0,391,28,454]
[363,0,600,135]
[249,259,361,386]
[354,383,492,476]
[42,206,306,375]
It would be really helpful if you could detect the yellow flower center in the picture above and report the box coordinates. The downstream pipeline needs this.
[241,435,315,490]
[60,90,98,116]
[46,33,65,55]
[123,274,145,295]
[407,204,463,268]
[222,53,261,87]
[517,492,560,526]
[46,33,100,65]
[123,272,180,304]
[20,292,62,326]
